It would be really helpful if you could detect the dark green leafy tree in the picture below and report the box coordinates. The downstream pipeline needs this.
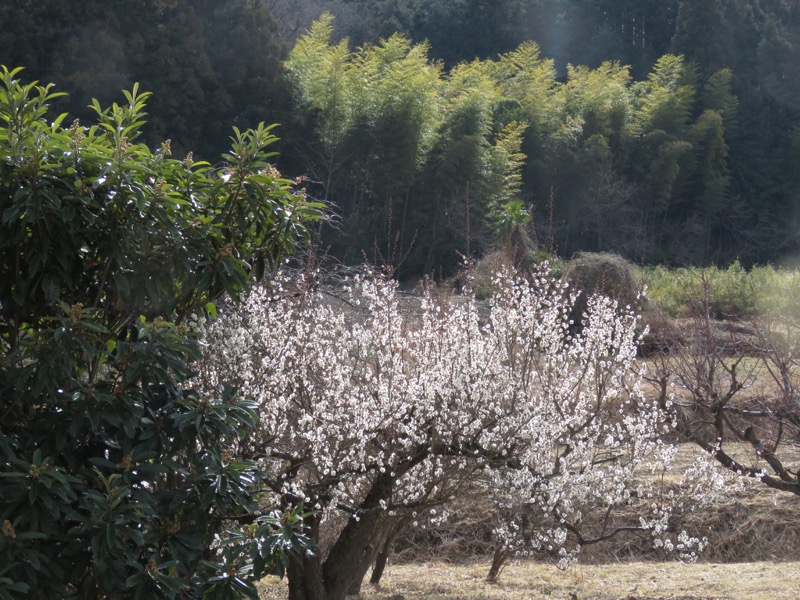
[191,0,291,148]
[553,0,678,78]
[0,67,322,599]
[757,7,800,113]
[0,0,289,158]
[672,0,733,74]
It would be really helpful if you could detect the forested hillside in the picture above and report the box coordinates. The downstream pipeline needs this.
[3,0,798,272]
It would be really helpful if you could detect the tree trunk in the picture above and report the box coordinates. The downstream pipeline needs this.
[370,513,412,586]
[486,546,511,582]
[369,537,391,587]
[287,552,326,600]
[322,473,394,599]
[346,537,380,596]
[286,513,326,600]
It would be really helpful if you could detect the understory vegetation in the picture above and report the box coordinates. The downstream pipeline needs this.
[641,260,800,319]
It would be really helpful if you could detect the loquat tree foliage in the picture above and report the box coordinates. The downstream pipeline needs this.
[0,67,322,599]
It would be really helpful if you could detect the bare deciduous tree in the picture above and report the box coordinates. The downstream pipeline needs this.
[649,273,800,496]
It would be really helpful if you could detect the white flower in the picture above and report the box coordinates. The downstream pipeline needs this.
[194,265,717,563]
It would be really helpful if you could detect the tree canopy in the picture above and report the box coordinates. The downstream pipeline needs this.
[274,1,800,271]
[283,18,773,272]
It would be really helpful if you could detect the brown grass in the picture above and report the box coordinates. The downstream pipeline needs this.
[257,462,800,595]
[257,469,800,599]
[259,560,800,599]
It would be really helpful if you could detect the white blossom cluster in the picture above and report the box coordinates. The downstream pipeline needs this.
[195,267,718,561]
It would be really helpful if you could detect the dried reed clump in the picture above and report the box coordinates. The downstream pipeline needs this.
[469,250,518,299]
[636,304,684,357]
[565,252,642,315]
[562,251,681,357]
[573,487,800,564]
[391,489,497,563]
[679,491,800,562]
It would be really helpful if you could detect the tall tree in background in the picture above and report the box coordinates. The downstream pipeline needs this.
[284,15,446,271]
[550,61,632,252]
[6,0,799,268]
[282,13,356,205]
[0,0,288,157]
[757,3,800,114]
[283,15,768,271]
[194,0,290,148]
[346,32,442,257]
[414,60,503,271]
[554,0,678,78]
[672,0,733,74]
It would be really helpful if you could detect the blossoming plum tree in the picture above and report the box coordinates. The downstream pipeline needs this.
[198,267,717,600]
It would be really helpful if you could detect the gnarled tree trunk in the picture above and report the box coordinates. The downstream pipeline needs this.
[285,473,395,600]
[287,514,326,600]
[287,552,326,600]
[370,513,413,586]
[323,472,394,599]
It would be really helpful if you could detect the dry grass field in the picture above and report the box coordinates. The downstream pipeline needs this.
[259,467,800,599]
[259,560,800,599]
[359,560,800,600]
